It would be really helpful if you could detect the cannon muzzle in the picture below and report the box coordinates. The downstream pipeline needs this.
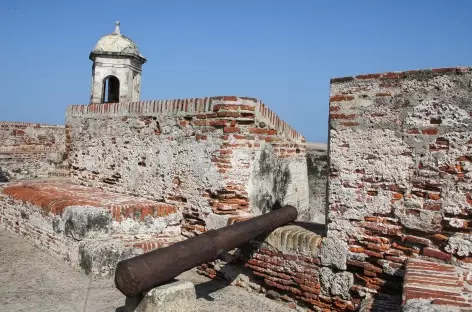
[115,205,298,297]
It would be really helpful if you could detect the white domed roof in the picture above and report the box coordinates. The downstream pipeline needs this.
[90,21,146,63]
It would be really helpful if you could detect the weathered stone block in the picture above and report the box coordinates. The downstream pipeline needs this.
[320,237,347,270]
[63,206,111,240]
[445,234,472,257]
[133,280,196,312]
[78,240,139,276]
[331,271,354,299]
[319,267,353,299]
[319,267,334,295]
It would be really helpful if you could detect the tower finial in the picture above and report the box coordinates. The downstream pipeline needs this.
[113,21,121,35]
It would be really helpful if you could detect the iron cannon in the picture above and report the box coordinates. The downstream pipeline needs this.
[115,205,298,297]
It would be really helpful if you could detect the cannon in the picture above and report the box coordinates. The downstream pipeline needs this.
[115,205,298,297]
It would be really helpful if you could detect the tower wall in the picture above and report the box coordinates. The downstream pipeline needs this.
[90,56,143,104]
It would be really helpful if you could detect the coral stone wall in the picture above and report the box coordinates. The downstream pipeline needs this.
[202,68,472,312]
[0,121,66,181]
[328,67,472,298]
[65,96,309,235]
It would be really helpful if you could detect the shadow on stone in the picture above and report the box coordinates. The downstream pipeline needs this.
[291,221,326,235]
[194,277,229,301]
[0,167,10,182]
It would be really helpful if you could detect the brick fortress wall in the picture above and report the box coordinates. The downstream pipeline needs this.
[200,67,472,312]
[327,67,472,308]
[0,121,66,181]
[65,96,313,236]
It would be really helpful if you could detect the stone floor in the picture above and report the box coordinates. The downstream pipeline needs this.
[0,229,294,312]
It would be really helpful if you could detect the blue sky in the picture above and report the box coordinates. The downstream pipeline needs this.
[1,1,471,142]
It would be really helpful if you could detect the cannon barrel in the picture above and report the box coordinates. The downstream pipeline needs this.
[115,205,298,297]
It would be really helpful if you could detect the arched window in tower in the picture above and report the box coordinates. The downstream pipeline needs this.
[102,76,120,103]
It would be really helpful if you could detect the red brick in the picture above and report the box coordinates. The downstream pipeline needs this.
[431,67,457,73]
[382,72,407,79]
[366,243,390,252]
[423,203,441,211]
[330,95,355,102]
[283,254,298,261]
[349,246,364,253]
[264,279,291,291]
[223,127,240,133]
[356,74,381,79]
[457,155,472,162]
[251,127,270,135]
[403,235,431,246]
[331,76,354,83]
[233,134,254,140]
[300,284,321,295]
[330,113,357,120]
[217,111,241,118]
[12,129,25,136]
[209,120,227,127]
[392,193,403,200]
[363,250,384,258]
[422,128,438,135]
[407,262,455,272]
[431,233,449,241]
[211,96,238,101]
[391,242,420,254]
[364,263,383,273]
[358,222,402,236]
[193,120,209,126]
[423,248,452,261]
[364,270,377,277]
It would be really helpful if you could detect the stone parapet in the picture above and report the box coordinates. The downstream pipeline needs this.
[65,96,310,234]
[66,96,304,143]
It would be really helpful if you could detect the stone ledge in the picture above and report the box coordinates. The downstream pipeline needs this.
[0,179,184,276]
[330,66,471,84]
[2,180,177,218]
[0,121,65,128]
